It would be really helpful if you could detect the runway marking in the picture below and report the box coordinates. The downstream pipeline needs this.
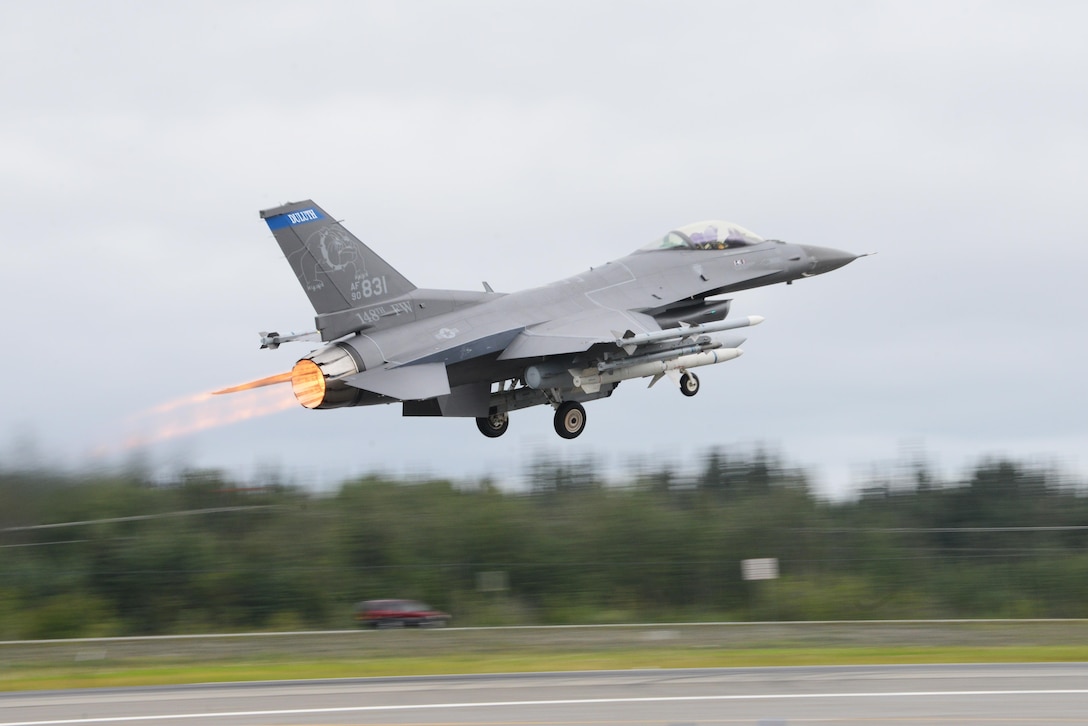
[3,689,1088,725]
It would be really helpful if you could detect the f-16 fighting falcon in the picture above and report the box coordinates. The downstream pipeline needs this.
[215,201,860,439]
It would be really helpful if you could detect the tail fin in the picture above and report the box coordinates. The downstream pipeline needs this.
[260,200,416,315]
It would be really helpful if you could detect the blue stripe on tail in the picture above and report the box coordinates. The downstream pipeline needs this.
[265,207,325,230]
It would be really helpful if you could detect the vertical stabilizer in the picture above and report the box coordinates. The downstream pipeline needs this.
[260,200,416,315]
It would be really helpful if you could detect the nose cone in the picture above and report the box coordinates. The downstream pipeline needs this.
[798,245,859,276]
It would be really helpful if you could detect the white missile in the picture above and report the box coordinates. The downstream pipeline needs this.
[581,348,743,391]
[259,330,321,350]
[597,340,721,372]
[614,315,763,352]
[527,348,744,394]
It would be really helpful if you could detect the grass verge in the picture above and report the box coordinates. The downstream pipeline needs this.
[4,644,1087,691]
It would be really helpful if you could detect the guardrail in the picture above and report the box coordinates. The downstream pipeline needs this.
[4,620,1088,667]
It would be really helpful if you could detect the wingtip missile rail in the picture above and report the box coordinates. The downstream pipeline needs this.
[258,330,321,350]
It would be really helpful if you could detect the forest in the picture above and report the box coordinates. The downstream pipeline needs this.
[1,451,1086,639]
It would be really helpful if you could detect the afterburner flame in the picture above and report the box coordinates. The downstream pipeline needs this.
[103,354,336,455]
[102,384,297,456]
[140,392,215,416]
[212,370,293,395]
[291,359,326,408]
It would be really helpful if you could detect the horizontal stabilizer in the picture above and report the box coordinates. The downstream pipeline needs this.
[343,363,451,400]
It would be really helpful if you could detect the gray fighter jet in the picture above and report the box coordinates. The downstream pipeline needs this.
[215,200,859,439]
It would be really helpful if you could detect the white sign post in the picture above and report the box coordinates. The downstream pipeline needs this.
[741,557,779,581]
[741,557,780,620]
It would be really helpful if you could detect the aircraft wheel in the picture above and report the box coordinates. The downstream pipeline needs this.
[476,413,509,438]
[554,401,586,439]
[679,372,700,397]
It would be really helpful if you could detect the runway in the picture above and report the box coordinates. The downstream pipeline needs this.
[3,663,1087,725]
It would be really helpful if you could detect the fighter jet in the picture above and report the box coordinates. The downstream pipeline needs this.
[215,200,859,439]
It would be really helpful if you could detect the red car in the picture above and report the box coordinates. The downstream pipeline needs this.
[354,599,451,628]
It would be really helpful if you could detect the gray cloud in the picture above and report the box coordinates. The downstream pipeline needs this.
[2,1,1086,496]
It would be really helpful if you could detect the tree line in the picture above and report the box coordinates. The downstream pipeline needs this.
[1,451,1086,639]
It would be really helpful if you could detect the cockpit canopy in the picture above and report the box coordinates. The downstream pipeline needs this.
[639,220,765,252]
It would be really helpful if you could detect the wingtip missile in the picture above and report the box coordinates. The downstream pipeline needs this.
[259,330,320,350]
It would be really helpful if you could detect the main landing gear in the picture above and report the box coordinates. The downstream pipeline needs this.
[476,371,699,439]
[553,401,586,439]
[475,412,509,438]
[475,402,588,440]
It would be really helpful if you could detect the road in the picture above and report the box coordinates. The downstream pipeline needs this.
[3,663,1087,725]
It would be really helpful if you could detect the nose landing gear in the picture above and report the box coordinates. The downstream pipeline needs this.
[679,372,700,397]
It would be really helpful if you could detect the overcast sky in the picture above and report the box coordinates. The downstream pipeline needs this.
[3,1,1086,497]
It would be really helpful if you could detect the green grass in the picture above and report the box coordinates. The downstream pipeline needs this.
[4,644,1087,692]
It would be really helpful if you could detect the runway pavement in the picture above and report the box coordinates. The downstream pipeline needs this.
[2,663,1087,725]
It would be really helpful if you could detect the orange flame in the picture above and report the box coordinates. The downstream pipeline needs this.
[101,379,298,455]
[212,371,293,395]
[137,391,215,417]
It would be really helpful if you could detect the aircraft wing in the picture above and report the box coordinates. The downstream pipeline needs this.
[343,308,662,399]
[343,362,451,400]
[498,309,661,360]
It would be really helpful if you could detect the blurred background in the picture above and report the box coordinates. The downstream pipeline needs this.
[3,453,1086,638]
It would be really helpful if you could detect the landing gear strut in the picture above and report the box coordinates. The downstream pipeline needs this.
[475,412,509,438]
[554,401,586,439]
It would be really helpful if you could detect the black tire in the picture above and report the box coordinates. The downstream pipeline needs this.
[554,401,587,439]
[679,372,700,397]
[476,413,509,438]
